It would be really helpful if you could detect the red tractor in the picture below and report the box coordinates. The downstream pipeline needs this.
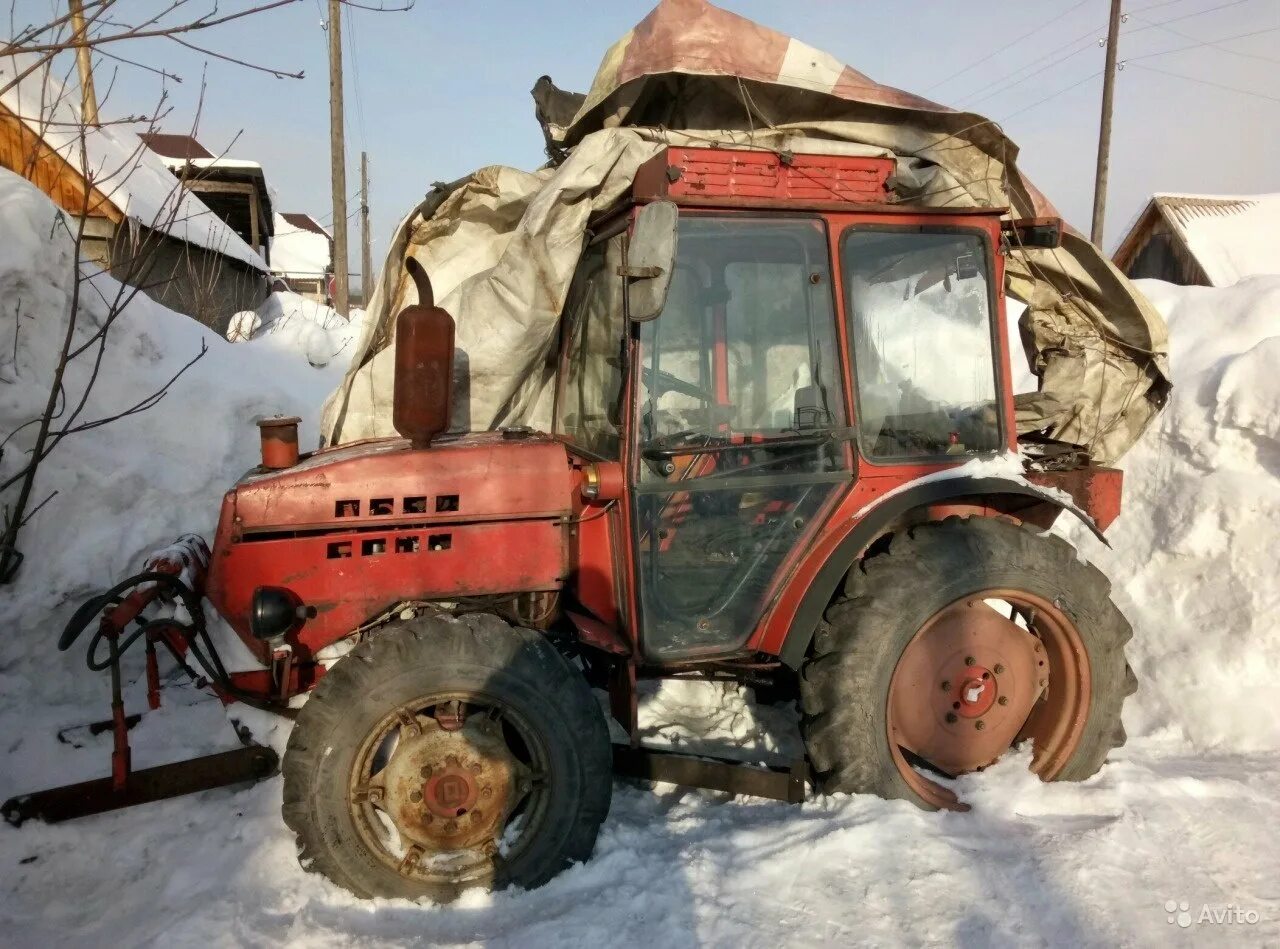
[7,147,1133,900]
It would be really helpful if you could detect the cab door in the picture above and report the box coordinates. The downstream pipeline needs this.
[630,214,852,661]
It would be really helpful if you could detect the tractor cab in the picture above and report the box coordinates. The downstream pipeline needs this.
[553,147,1030,663]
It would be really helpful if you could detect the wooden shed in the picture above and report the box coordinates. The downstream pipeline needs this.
[1113,193,1280,287]
[0,55,270,332]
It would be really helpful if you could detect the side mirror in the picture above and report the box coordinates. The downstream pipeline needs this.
[623,200,678,322]
[1002,216,1063,249]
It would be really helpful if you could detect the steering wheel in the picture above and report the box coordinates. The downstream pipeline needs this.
[643,366,717,404]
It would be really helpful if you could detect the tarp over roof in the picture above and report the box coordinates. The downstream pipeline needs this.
[1135,193,1280,287]
[324,0,1170,464]
[0,53,268,273]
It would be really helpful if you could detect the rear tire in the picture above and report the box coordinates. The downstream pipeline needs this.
[282,612,612,900]
[800,516,1134,808]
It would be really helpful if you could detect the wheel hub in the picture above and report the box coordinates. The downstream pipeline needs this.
[889,598,1047,778]
[378,714,525,852]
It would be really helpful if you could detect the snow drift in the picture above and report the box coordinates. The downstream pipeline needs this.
[1,166,1278,943]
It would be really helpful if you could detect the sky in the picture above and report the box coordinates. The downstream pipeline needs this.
[32,0,1280,286]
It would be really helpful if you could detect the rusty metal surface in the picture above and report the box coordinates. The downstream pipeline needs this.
[393,260,455,449]
[1,746,278,825]
[257,416,301,469]
[633,147,893,205]
[205,434,575,661]
[612,745,806,803]
[1025,466,1124,531]
[888,597,1043,785]
[373,716,523,853]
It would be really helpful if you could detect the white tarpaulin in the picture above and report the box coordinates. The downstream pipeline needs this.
[322,0,1170,464]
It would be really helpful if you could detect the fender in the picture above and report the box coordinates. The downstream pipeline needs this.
[774,474,1107,669]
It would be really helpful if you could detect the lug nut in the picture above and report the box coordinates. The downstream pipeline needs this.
[994,664,1005,675]
[946,712,958,723]
[420,765,433,778]
[444,820,458,834]
[409,789,423,803]
[469,761,482,773]
[940,680,951,691]
[481,786,492,799]
[975,720,986,731]
[998,696,1009,706]
[965,656,976,666]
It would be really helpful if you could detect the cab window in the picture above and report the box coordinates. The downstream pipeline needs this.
[840,228,1002,460]
[556,237,626,458]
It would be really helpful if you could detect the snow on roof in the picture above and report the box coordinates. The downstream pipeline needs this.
[0,54,268,273]
[1152,192,1280,287]
[270,211,331,279]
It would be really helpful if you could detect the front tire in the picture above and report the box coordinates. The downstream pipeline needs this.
[801,516,1135,809]
[282,612,612,900]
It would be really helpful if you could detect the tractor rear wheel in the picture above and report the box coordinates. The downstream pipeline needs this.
[801,516,1134,809]
[282,612,612,900]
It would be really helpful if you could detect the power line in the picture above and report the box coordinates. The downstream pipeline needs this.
[1000,70,1103,123]
[1127,61,1280,103]
[1126,0,1257,32]
[1125,19,1280,64]
[344,2,369,150]
[924,0,1091,94]
[961,33,1099,109]
[954,25,1102,106]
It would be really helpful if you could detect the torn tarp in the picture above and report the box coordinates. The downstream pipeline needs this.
[323,0,1169,464]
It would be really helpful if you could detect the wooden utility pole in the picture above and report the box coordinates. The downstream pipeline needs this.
[67,0,99,125]
[1090,0,1123,247]
[360,151,372,309]
[327,0,349,316]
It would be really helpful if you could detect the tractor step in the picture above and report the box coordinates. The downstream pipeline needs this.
[612,744,807,803]
[1,745,279,826]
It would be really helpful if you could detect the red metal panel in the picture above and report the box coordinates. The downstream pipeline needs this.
[1025,466,1124,531]
[206,433,574,660]
[633,147,893,206]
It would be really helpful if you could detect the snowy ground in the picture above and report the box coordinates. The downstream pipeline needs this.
[1,169,1278,946]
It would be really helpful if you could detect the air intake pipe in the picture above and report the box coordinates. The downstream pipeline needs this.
[393,259,455,449]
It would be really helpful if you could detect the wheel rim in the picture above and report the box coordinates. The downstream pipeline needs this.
[886,590,1091,810]
[347,691,551,886]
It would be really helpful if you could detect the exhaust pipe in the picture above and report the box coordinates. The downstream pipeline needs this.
[257,416,301,469]
[393,258,455,449]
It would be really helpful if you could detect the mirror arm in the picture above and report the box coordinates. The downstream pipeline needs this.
[617,264,665,279]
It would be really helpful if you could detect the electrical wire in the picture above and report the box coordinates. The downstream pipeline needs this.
[923,0,1091,94]
[1127,61,1280,103]
[1124,21,1280,64]
[999,70,1103,123]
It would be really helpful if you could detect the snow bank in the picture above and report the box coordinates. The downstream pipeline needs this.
[0,168,346,706]
[1055,276,1280,751]
[227,292,363,370]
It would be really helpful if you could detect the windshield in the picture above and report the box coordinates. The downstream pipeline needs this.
[840,228,1003,459]
[636,215,845,482]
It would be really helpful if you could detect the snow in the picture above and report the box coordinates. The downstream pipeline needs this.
[270,213,331,280]
[227,292,363,370]
[1,169,1279,944]
[0,53,268,273]
[1152,193,1280,287]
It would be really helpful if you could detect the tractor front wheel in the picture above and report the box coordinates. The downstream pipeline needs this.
[282,612,612,900]
[801,516,1135,809]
